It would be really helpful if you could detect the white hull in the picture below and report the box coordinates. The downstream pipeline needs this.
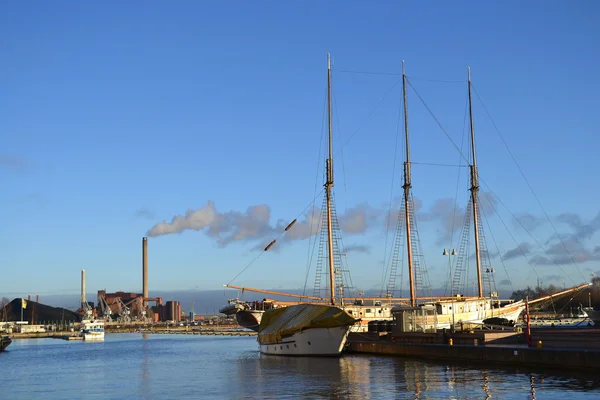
[435,304,525,329]
[527,317,594,328]
[83,332,105,341]
[260,326,351,356]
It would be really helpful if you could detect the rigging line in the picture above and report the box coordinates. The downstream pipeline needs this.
[447,93,469,296]
[479,191,517,294]
[406,76,466,83]
[303,87,329,296]
[337,69,402,76]
[478,181,576,286]
[333,78,401,160]
[332,85,348,213]
[406,78,471,166]
[411,161,469,168]
[380,79,404,296]
[472,84,585,283]
[227,187,325,286]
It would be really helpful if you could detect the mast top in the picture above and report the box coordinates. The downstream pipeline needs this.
[468,66,471,81]
[328,53,331,70]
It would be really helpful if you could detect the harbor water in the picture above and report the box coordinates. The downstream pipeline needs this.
[2,334,599,399]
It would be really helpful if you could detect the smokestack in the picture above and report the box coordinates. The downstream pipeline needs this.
[36,295,39,303]
[142,237,148,309]
[28,295,31,301]
[81,269,86,308]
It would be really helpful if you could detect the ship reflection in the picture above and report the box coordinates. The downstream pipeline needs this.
[233,351,599,399]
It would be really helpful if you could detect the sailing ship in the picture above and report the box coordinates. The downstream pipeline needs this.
[223,59,591,337]
[392,67,591,331]
[253,54,359,356]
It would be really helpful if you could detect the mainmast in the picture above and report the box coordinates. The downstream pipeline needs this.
[468,67,483,298]
[402,61,417,307]
[325,53,336,306]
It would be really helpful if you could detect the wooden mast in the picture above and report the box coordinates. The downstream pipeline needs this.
[468,67,484,298]
[402,61,417,307]
[326,53,336,306]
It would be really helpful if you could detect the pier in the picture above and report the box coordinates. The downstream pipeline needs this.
[346,328,600,371]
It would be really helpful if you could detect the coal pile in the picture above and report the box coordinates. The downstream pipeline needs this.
[1,299,81,323]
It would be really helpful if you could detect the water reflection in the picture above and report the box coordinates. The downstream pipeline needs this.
[140,333,151,398]
[233,350,600,400]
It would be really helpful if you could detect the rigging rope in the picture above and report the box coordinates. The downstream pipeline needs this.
[303,86,329,296]
[380,79,404,296]
[471,84,586,284]
[227,188,325,286]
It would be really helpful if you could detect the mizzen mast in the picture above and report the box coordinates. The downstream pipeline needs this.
[325,53,336,306]
[402,61,417,307]
[468,67,484,298]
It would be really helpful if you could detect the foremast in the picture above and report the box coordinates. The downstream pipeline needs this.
[325,53,336,306]
[467,67,484,298]
[402,61,417,307]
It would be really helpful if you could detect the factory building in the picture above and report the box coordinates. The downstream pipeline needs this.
[152,301,181,323]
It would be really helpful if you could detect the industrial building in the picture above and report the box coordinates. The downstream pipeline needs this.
[79,237,184,323]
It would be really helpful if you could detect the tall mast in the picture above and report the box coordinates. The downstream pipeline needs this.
[325,53,336,306]
[402,61,416,307]
[468,67,483,298]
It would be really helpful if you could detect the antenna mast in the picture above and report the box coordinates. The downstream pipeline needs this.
[402,61,417,307]
[326,53,336,306]
[468,67,483,298]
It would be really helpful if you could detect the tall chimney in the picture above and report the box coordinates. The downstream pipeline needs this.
[142,237,148,309]
[36,295,39,303]
[81,269,86,308]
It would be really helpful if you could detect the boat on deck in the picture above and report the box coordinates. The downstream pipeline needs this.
[583,307,600,325]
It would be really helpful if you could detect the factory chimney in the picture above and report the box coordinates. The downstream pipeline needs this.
[81,269,86,308]
[142,237,148,310]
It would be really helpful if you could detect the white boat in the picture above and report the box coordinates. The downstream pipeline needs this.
[258,303,356,356]
[81,319,105,341]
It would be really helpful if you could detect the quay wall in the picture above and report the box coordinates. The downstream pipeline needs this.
[347,340,600,371]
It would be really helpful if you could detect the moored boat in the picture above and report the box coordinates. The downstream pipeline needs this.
[258,303,356,356]
[81,319,105,341]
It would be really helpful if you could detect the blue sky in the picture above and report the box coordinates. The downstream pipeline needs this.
[1,1,599,300]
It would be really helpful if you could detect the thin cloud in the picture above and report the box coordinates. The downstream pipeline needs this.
[135,207,156,220]
[0,155,27,170]
[344,244,372,254]
[501,242,532,261]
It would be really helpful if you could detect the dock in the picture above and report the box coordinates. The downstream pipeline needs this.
[346,328,600,371]
[139,329,256,336]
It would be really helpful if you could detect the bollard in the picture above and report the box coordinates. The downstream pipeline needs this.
[537,340,542,349]
[448,338,453,346]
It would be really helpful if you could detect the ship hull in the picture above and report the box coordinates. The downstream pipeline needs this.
[259,326,351,356]
[0,336,11,351]
[236,310,264,332]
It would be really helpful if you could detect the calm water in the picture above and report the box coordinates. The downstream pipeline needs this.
[1,334,598,399]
